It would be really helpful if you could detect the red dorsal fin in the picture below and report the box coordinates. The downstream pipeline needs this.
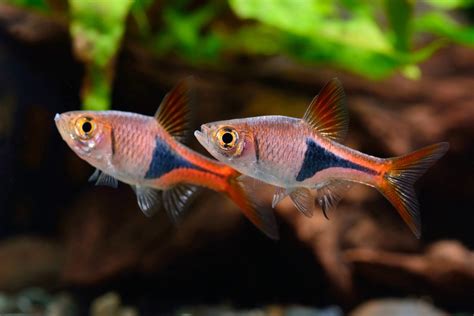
[154,78,193,142]
[302,78,349,142]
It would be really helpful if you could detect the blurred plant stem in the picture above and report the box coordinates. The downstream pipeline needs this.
[68,0,133,110]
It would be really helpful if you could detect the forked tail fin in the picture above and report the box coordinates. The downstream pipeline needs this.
[225,177,279,240]
[379,142,449,238]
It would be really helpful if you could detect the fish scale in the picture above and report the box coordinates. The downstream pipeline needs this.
[106,113,157,182]
[251,117,309,185]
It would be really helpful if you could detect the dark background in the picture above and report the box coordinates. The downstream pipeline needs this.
[0,1,473,315]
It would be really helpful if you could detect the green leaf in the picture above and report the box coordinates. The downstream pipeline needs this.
[68,0,133,110]
[82,66,111,111]
[401,64,421,80]
[415,11,474,46]
[227,0,459,79]
[423,0,474,10]
[229,0,391,52]
[151,1,224,63]
[6,0,49,11]
[228,0,415,78]
[69,0,133,66]
[385,0,414,52]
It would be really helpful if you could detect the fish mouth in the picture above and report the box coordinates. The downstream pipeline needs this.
[54,113,65,134]
[194,124,211,147]
[54,113,75,142]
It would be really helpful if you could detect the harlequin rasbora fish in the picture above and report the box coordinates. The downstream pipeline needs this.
[194,78,449,238]
[55,80,278,239]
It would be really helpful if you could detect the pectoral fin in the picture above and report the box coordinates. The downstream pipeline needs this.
[163,184,200,223]
[272,187,289,208]
[133,185,161,217]
[316,180,352,219]
[89,169,118,188]
[289,187,314,217]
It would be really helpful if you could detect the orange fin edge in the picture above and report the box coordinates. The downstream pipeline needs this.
[226,177,279,240]
[379,142,449,238]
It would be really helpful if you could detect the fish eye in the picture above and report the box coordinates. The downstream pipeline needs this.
[222,132,234,144]
[82,121,92,133]
[75,117,96,140]
[216,127,238,150]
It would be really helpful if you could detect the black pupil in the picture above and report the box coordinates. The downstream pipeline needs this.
[82,121,92,133]
[222,132,234,144]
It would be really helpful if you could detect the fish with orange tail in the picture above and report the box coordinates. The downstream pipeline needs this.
[194,78,449,238]
[55,80,278,239]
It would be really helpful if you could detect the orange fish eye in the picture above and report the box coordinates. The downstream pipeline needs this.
[216,127,238,150]
[75,116,96,140]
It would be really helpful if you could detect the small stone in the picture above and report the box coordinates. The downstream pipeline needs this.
[90,292,121,316]
[350,298,446,316]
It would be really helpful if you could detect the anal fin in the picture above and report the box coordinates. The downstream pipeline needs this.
[316,180,352,219]
[163,184,200,224]
[133,185,161,217]
[289,187,314,217]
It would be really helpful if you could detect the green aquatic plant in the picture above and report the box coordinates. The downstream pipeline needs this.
[140,0,473,79]
[227,0,473,79]
[5,0,474,109]
[6,0,49,11]
[68,0,133,110]
[143,0,225,63]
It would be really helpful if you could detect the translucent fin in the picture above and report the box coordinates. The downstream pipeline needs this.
[88,169,118,188]
[316,180,352,219]
[163,184,200,224]
[132,185,161,217]
[228,177,279,240]
[272,187,288,208]
[302,78,348,142]
[154,78,193,142]
[289,188,314,217]
[379,142,449,238]
[88,169,101,182]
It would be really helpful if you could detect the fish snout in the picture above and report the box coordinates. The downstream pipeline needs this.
[199,124,210,134]
[54,112,74,141]
[194,124,212,146]
[54,113,64,130]
[54,113,68,131]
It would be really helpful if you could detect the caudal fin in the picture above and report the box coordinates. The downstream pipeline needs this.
[379,142,449,238]
[225,177,279,240]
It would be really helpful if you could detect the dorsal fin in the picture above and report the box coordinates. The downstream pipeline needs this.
[302,78,349,142]
[154,78,193,142]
